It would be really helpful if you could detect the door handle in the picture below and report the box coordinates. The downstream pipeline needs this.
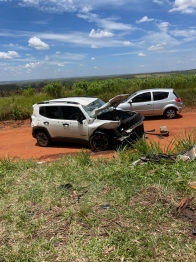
[43,121,49,125]
[62,123,69,126]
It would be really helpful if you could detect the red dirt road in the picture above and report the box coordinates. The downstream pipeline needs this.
[0,110,195,161]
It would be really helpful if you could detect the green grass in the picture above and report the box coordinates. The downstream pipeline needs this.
[1,137,196,261]
[0,93,48,121]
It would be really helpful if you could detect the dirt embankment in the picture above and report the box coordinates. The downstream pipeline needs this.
[0,109,196,162]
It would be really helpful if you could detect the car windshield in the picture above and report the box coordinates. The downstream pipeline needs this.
[82,98,112,118]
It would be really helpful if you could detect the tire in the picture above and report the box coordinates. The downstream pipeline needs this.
[90,132,111,151]
[164,108,177,119]
[36,130,50,147]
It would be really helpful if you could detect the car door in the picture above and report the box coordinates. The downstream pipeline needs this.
[60,106,89,140]
[39,105,66,137]
[152,91,169,115]
[129,91,153,116]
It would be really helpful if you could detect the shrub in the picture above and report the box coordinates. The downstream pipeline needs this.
[0,103,30,120]
[73,81,88,95]
[44,82,65,98]
[22,87,34,97]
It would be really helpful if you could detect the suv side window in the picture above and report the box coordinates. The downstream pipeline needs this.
[132,92,151,103]
[153,92,169,101]
[61,106,85,120]
[39,106,60,119]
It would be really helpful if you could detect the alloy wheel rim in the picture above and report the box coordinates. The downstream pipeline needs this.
[93,135,108,150]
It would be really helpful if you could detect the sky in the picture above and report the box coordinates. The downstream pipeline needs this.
[0,0,196,82]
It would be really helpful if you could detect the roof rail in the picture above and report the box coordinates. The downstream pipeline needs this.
[36,101,79,105]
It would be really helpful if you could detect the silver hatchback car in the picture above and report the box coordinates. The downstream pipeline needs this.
[117,88,183,119]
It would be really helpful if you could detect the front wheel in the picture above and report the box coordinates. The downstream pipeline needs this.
[36,130,50,147]
[164,108,177,119]
[90,132,111,151]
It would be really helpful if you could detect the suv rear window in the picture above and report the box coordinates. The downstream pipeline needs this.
[39,106,60,119]
[153,91,169,101]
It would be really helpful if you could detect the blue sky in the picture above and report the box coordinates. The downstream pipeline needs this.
[0,0,196,81]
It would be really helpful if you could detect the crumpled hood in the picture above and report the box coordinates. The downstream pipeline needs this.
[94,94,129,117]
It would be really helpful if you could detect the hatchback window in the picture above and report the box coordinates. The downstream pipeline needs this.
[153,91,169,101]
[132,92,151,103]
[61,106,84,120]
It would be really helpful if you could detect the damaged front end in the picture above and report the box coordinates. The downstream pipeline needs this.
[97,109,145,146]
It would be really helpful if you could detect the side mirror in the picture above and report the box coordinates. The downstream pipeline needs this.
[128,99,132,104]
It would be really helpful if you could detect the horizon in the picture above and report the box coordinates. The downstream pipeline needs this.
[1,68,196,85]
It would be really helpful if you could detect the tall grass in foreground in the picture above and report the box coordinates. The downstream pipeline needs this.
[1,134,196,261]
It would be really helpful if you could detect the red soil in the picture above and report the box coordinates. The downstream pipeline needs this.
[0,109,195,162]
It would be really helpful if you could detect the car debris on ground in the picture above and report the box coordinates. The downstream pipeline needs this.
[145,126,169,139]
[132,144,196,165]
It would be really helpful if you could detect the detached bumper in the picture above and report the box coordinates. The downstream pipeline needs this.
[116,122,145,142]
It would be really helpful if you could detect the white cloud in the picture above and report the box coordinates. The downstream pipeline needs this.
[9,43,18,47]
[78,12,133,31]
[138,53,146,56]
[18,0,131,13]
[7,43,29,50]
[89,29,114,38]
[171,29,196,37]
[148,42,167,51]
[91,57,95,60]
[123,41,132,46]
[136,16,154,24]
[0,51,19,59]
[23,62,44,68]
[91,44,99,48]
[153,0,164,4]
[44,52,85,61]
[170,29,196,42]
[28,36,49,50]
[19,0,76,12]
[157,22,169,31]
[170,0,196,13]
[44,55,50,61]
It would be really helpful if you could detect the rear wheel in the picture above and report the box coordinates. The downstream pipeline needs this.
[164,108,177,119]
[36,130,50,147]
[90,132,111,151]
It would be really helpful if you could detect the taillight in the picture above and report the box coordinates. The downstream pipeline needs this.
[175,97,181,102]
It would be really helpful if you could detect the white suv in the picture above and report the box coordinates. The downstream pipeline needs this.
[31,95,144,151]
